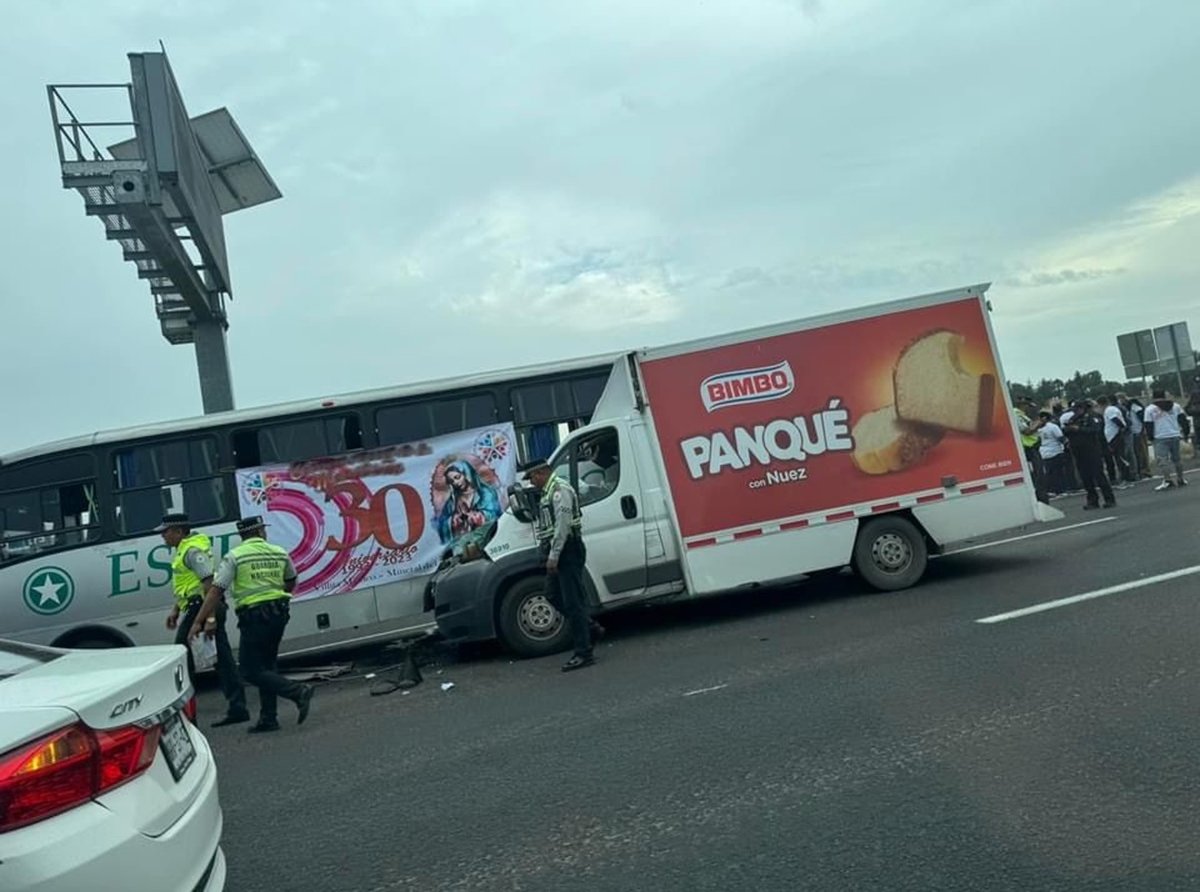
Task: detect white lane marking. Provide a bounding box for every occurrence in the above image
[682,684,729,697]
[976,564,1200,624]
[943,517,1117,556]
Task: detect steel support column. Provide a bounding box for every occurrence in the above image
[193,319,235,413]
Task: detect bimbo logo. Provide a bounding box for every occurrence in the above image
[700,360,795,413]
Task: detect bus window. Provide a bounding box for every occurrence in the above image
[431,394,497,435]
[234,414,363,467]
[0,455,100,565]
[517,425,564,462]
[376,402,435,446]
[511,381,575,424]
[112,438,227,535]
[571,374,609,422]
[512,378,606,462]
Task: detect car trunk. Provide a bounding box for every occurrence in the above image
[0,643,207,837]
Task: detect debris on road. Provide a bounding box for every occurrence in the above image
[682,683,729,697]
[365,645,425,695]
[441,682,456,692]
[283,664,354,682]
[369,678,400,696]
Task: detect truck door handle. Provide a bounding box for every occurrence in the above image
[621,495,638,519]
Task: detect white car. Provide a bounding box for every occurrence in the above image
[0,639,225,892]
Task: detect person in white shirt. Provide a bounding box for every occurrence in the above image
[1096,395,1133,485]
[1037,411,1068,495]
[1144,389,1190,491]
[1118,393,1151,480]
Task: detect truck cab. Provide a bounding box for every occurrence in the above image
[429,364,686,656]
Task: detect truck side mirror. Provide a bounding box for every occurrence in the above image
[508,484,537,525]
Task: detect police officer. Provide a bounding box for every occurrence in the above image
[520,459,596,671]
[1062,399,1116,510]
[1013,399,1047,503]
[158,513,248,726]
[190,517,314,733]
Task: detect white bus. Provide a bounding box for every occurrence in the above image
[0,355,615,656]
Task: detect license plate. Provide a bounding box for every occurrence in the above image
[160,711,196,782]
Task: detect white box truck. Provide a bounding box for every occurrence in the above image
[429,284,1059,655]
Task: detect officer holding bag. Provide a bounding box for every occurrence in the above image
[190,516,314,733]
[158,513,247,726]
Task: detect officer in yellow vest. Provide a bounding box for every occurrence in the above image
[190,516,314,734]
[157,513,247,726]
[1013,399,1048,504]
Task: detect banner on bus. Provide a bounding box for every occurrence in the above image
[234,424,518,601]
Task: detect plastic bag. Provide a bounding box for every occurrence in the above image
[190,634,218,672]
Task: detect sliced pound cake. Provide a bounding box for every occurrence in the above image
[894,329,995,435]
[851,405,944,475]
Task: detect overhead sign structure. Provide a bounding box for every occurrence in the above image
[1116,322,1194,391]
[46,51,281,414]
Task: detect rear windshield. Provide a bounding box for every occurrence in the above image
[0,640,63,680]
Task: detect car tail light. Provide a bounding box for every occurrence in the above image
[0,721,163,833]
[94,724,161,793]
[0,726,96,832]
[183,697,198,723]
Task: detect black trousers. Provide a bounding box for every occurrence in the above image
[1073,444,1114,506]
[1025,446,1047,503]
[175,599,246,716]
[237,600,305,722]
[545,537,592,659]
[1042,454,1070,495]
[1103,438,1133,483]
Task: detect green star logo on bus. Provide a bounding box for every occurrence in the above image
[23,567,75,616]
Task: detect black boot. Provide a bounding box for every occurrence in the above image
[296,685,315,725]
[212,710,250,728]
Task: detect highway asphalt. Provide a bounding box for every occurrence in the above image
[201,473,1200,891]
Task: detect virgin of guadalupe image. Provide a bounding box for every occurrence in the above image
[433,458,504,545]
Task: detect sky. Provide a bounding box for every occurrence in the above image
[2,0,1199,456]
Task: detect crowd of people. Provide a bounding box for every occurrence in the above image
[1013,389,1198,509]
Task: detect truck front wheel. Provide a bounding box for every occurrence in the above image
[497,576,573,658]
[852,516,927,591]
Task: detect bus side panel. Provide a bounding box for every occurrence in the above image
[0,528,212,648]
[1,524,392,652]
[369,577,430,626]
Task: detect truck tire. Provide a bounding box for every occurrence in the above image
[496,576,573,658]
[852,516,927,591]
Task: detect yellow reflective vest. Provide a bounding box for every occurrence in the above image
[171,533,212,609]
[227,539,292,610]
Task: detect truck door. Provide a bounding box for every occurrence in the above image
[550,424,648,602]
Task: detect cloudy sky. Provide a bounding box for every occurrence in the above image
[2,0,1199,456]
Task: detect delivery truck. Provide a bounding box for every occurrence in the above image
[429,283,1059,656]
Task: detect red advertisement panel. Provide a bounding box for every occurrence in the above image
[638,298,1023,541]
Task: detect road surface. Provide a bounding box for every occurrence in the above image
[202,476,1200,891]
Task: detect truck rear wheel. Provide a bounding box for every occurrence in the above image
[852,516,927,591]
[497,576,573,658]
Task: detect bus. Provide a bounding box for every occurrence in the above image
[0,354,615,656]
